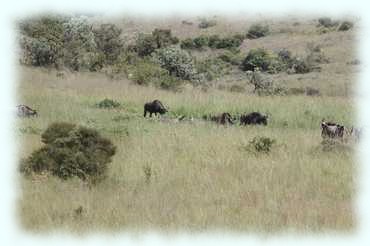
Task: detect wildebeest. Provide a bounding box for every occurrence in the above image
[240,112,268,125]
[321,120,345,139]
[144,100,168,117]
[203,112,234,125]
[17,104,38,117]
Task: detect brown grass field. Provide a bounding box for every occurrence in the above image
[17,15,359,234]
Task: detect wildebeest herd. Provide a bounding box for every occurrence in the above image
[17,99,362,142]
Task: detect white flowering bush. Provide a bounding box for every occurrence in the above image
[152,46,198,81]
[62,16,103,71]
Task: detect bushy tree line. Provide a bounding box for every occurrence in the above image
[19,15,123,71]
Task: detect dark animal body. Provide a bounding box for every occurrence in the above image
[17,104,38,117]
[144,100,168,117]
[321,120,345,139]
[240,112,268,125]
[204,112,234,125]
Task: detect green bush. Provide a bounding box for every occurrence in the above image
[198,18,217,29]
[207,35,243,50]
[20,122,116,184]
[338,21,353,31]
[218,50,243,65]
[195,57,231,81]
[19,36,60,66]
[127,59,182,90]
[248,136,276,153]
[135,33,157,57]
[62,16,103,71]
[152,28,179,48]
[180,38,196,49]
[208,35,222,48]
[135,29,178,57]
[18,15,66,66]
[240,48,277,72]
[193,35,209,49]
[93,23,124,65]
[152,46,198,81]
[96,98,121,108]
[247,24,269,39]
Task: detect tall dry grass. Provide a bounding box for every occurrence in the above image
[17,65,355,233]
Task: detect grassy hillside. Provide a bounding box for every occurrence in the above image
[17,15,358,233]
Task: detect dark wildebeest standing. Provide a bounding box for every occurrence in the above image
[240,112,268,125]
[17,104,38,117]
[321,120,345,139]
[144,100,168,117]
[205,112,234,125]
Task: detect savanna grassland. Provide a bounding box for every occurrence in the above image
[17,14,359,233]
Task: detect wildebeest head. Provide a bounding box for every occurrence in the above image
[220,112,234,125]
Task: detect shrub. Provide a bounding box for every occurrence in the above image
[152,28,179,48]
[20,122,116,183]
[93,23,124,65]
[152,46,198,81]
[206,35,243,50]
[18,15,66,67]
[317,17,338,28]
[96,98,121,108]
[62,16,103,71]
[135,33,157,57]
[215,37,242,49]
[180,38,195,49]
[240,48,277,72]
[290,57,313,74]
[198,18,217,29]
[19,35,60,66]
[277,49,293,64]
[246,69,273,94]
[208,35,222,49]
[218,50,243,65]
[193,35,209,49]
[247,24,269,39]
[127,59,182,90]
[180,36,209,50]
[195,57,231,81]
[338,21,353,31]
[248,136,276,153]
[135,29,179,57]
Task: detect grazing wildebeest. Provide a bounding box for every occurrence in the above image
[17,104,38,117]
[203,112,234,125]
[144,100,168,117]
[320,120,345,139]
[240,112,268,125]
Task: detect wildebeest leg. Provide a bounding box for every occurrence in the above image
[144,110,147,117]
[150,112,152,117]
